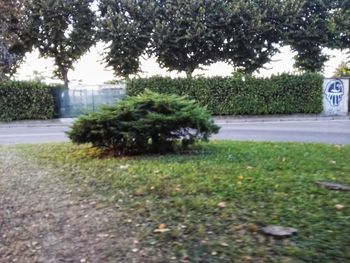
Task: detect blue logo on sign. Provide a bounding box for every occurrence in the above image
[325,80,344,107]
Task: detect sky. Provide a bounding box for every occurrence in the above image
[15,43,349,85]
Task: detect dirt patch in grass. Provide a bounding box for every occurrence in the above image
[0,147,150,263]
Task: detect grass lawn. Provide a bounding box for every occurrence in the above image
[17,141,350,262]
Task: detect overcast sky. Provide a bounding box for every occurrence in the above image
[15,43,349,85]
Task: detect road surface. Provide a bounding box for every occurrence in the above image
[213,119,350,144]
[0,119,349,145]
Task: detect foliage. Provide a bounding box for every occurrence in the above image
[0,0,33,80]
[0,81,55,121]
[18,141,350,262]
[286,0,335,72]
[151,0,224,77]
[68,90,219,155]
[98,0,155,78]
[127,73,324,115]
[220,0,302,74]
[333,61,350,77]
[98,0,301,77]
[328,0,350,52]
[27,0,96,87]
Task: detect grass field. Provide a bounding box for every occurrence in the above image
[17,141,350,262]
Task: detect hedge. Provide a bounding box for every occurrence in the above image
[0,81,56,121]
[127,73,324,115]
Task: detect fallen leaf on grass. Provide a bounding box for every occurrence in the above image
[247,223,258,232]
[154,224,170,233]
[154,228,170,233]
[159,223,166,229]
[242,256,253,262]
[335,204,345,211]
[217,202,227,208]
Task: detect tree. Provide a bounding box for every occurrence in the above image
[0,0,32,80]
[99,0,155,78]
[286,0,335,72]
[152,0,224,77]
[27,0,96,87]
[328,1,350,53]
[334,61,350,77]
[99,0,301,78]
[152,0,301,76]
[220,0,302,74]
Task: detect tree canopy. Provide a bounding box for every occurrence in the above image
[334,61,350,77]
[2,0,350,81]
[286,0,337,72]
[221,0,302,74]
[99,0,155,78]
[0,0,32,80]
[26,0,96,87]
[328,0,350,52]
[99,0,302,77]
[151,0,224,77]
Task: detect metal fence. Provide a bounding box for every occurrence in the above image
[53,84,126,118]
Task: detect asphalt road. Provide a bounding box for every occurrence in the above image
[213,120,350,144]
[0,119,349,145]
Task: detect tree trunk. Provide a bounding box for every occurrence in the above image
[62,69,69,88]
[185,69,193,78]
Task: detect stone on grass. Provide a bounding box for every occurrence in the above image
[261,225,297,238]
[316,182,350,191]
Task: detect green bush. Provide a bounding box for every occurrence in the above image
[0,81,55,121]
[127,73,324,115]
[67,90,220,155]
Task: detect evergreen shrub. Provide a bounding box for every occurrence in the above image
[127,73,323,115]
[68,90,220,155]
[0,81,56,121]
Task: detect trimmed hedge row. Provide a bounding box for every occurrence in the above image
[0,81,57,121]
[127,73,324,115]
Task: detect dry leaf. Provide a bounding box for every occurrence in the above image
[335,204,345,211]
[217,202,227,208]
[247,223,258,232]
[154,228,170,233]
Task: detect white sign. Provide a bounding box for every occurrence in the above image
[323,78,349,116]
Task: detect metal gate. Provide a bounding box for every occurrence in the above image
[53,84,126,118]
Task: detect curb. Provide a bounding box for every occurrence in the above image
[0,118,74,128]
[214,114,350,123]
[0,115,349,128]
